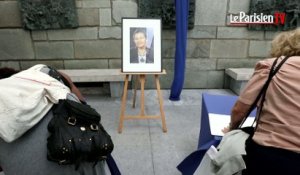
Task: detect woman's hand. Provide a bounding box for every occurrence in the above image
[228,100,251,134]
[222,125,230,134]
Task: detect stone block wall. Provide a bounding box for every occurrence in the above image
[0,0,277,89]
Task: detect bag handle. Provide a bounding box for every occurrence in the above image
[238,56,290,128]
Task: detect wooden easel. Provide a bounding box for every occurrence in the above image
[118,70,167,133]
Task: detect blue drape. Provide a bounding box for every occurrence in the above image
[169,0,189,101]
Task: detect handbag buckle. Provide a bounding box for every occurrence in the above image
[100,156,107,160]
[90,124,99,131]
[67,117,76,125]
[59,159,67,164]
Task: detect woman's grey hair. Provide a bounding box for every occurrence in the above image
[270,28,300,57]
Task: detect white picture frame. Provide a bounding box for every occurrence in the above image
[121,18,162,73]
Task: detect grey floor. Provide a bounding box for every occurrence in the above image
[89,89,233,175]
[0,89,234,175]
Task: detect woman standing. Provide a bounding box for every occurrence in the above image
[226,28,300,174]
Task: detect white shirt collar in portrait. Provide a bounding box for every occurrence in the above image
[138,55,146,64]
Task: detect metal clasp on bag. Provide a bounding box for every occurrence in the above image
[67,117,76,125]
[100,156,107,160]
[59,159,67,165]
[90,124,99,131]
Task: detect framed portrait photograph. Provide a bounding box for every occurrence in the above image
[121,18,162,73]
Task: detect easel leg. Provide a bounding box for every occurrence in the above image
[140,75,146,116]
[132,75,138,108]
[118,75,129,133]
[155,75,167,132]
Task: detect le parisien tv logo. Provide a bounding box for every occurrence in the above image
[229,11,286,25]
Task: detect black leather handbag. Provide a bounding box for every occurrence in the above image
[47,99,114,167]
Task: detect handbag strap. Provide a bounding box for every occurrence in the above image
[238,56,290,128]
